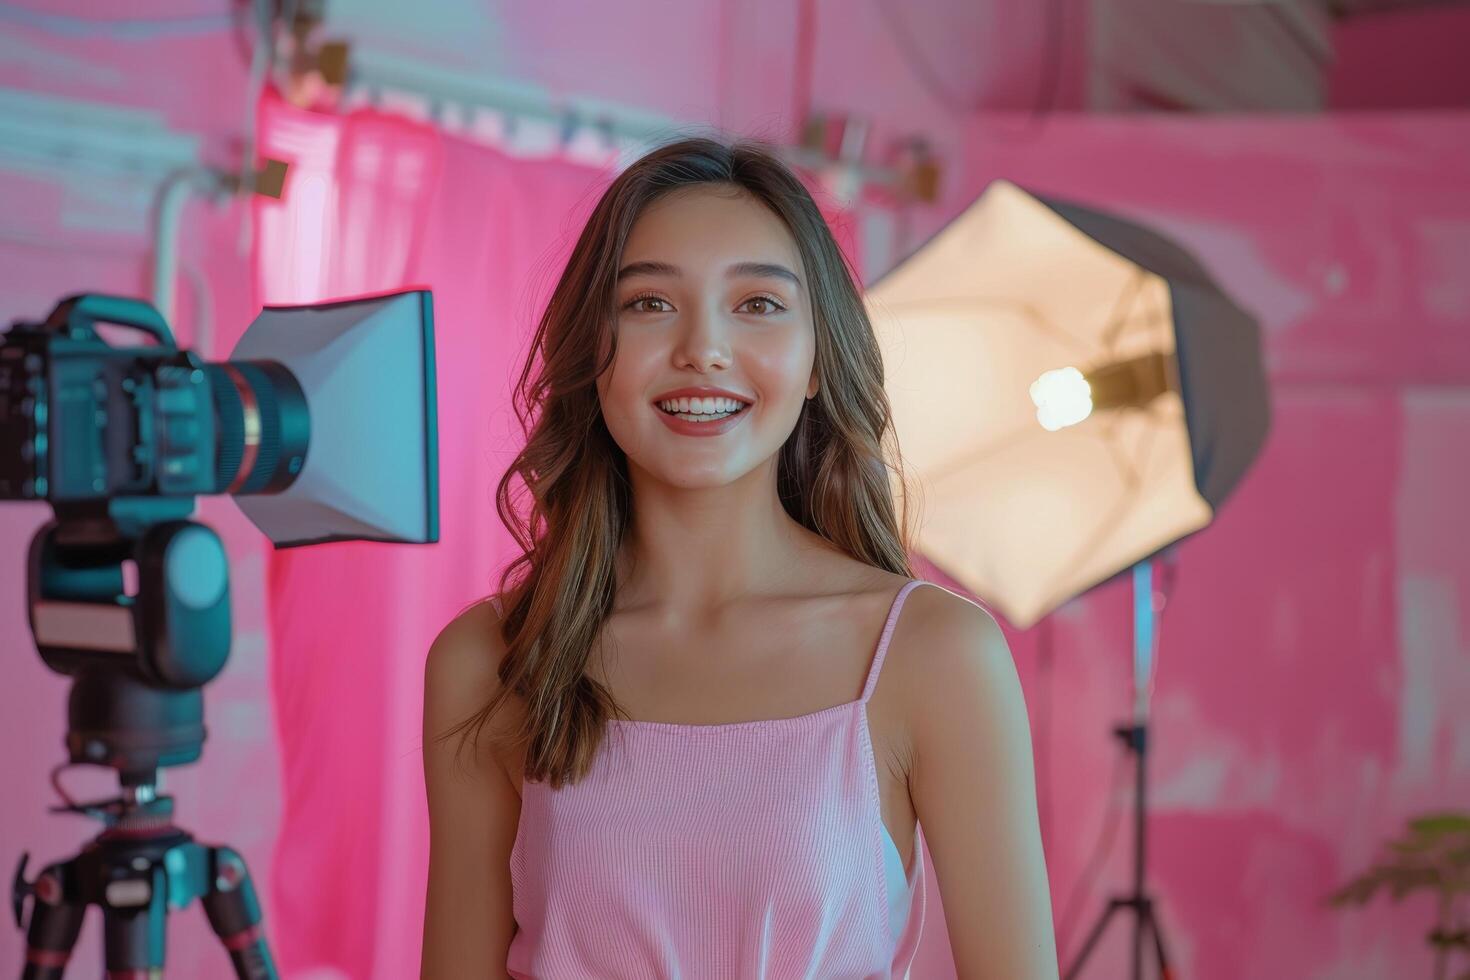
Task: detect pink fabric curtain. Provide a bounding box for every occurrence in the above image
[251,95,868,977]
[254,91,607,979]
[252,90,444,304]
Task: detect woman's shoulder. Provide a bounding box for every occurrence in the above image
[831,563,986,630]
[893,577,1003,650]
[429,596,508,668]
[423,597,515,728]
[890,580,1016,729]
[877,575,1006,688]
[423,595,527,782]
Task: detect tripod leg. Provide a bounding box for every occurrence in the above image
[1142,900,1175,980]
[100,860,169,977]
[1062,899,1124,980]
[20,863,86,980]
[199,845,279,980]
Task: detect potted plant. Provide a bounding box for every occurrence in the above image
[1325,812,1470,980]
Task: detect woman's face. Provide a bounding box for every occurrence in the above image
[597,185,818,489]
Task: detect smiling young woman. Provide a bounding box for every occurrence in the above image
[421,136,1059,980]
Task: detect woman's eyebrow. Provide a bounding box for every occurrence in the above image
[616,260,802,289]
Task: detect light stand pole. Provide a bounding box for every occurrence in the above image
[1063,554,1178,980]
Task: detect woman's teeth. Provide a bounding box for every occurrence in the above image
[656,396,748,422]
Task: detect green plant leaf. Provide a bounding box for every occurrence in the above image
[1408,813,1470,837]
[1327,811,1470,913]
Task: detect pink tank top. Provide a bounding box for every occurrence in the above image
[503,579,931,979]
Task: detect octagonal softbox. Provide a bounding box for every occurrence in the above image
[865,180,1269,628]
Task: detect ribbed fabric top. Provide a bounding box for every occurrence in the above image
[504,579,931,980]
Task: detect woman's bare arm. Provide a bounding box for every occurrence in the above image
[907,592,1060,979]
[421,600,520,978]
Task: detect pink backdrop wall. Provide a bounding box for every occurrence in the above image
[2,4,1467,979]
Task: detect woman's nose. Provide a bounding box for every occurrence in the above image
[673,305,732,368]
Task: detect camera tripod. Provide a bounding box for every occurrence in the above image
[11,503,278,978]
[13,770,275,979]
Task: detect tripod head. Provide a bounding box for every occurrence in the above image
[32,504,227,782]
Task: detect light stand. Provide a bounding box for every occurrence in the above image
[1063,555,1178,980]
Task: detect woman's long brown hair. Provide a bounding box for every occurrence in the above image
[435,134,917,788]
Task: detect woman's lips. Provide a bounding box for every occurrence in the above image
[652,402,750,437]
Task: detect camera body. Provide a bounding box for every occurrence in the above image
[1,293,306,505]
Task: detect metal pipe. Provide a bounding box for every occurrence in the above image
[150,167,230,331]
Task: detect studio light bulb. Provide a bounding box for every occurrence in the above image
[1030,366,1093,431]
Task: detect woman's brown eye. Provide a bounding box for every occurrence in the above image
[744,297,784,315]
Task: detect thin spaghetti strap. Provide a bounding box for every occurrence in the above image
[859,579,928,704]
